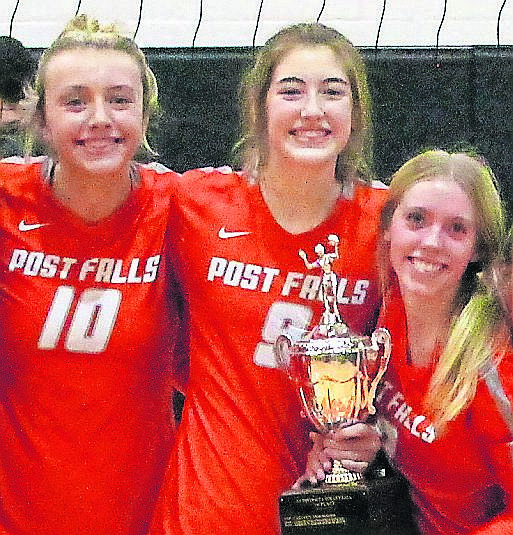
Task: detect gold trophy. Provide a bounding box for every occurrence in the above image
[274,236,418,534]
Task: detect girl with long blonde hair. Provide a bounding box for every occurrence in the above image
[375,150,513,533]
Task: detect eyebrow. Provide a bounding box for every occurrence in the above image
[276,76,349,85]
[406,206,474,222]
[108,85,136,93]
[62,84,136,92]
[450,215,474,224]
[324,77,350,84]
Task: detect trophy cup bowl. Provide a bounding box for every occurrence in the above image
[275,323,418,534]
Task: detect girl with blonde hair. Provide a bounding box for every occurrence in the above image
[0,15,183,534]
[375,150,513,533]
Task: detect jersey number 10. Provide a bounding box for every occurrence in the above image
[38,286,122,354]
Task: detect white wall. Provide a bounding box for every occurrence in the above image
[1,0,512,48]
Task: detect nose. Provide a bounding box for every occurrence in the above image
[89,98,111,127]
[300,91,324,119]
[422,225,443,248]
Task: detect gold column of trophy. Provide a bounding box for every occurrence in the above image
[274,235,418,535]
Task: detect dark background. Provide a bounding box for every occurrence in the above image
[144,46,513,217]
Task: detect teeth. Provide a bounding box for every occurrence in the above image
[74,137,124,148]
[303,130,324,137]
[87,142,108,148]
[304,131,324,137]
[81,138,121,148]
[410,258,444,272]
[291,129,328,137]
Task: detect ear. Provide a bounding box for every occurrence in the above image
[383,228,391,242]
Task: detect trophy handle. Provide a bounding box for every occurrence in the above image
[299,387,326,433]
[365,328,391,415]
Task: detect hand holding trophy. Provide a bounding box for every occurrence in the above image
[275,236,418,534]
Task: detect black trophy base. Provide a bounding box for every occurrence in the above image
[280,472,418,535]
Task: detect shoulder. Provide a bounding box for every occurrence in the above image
[474,347,513,440]
[180,165,245,186]
[0,158,45,193]
[481,348,513,401]
[334,180,388,250]
[353,180,389,210]
[137,162,182,193]
[1,155,46,164]
[378,283,407,336]
[339,179,388,224]
[0,157,41,175]
[176,166,250,203]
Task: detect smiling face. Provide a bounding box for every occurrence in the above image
[387,178,478,305]
[41,48,145,179]
[265,45,352,172]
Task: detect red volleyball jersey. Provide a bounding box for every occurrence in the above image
[150,167,388,535]
[0,160,182,534]
[377,284,513,534]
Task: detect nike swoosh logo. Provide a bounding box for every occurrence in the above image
[18,220,49,232]
[218,227,251,239]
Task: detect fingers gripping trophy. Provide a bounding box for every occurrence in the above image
[275,236,416,534]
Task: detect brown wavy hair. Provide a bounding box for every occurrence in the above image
[234,22,373,185]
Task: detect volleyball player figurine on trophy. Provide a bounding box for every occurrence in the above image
[275,235,417,534]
